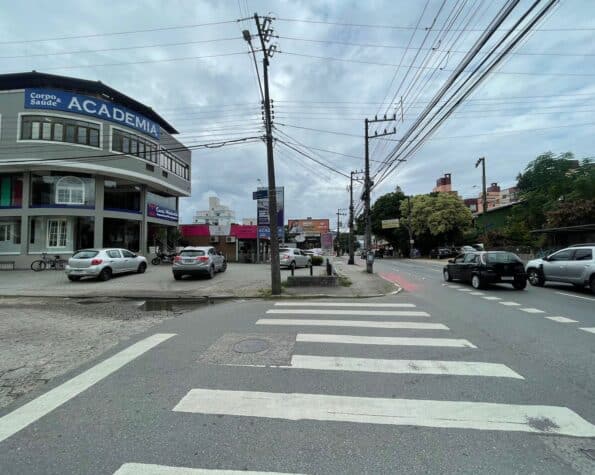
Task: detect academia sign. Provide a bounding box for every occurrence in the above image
[24,88,160,139]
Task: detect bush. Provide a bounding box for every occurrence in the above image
[311,256,324,266]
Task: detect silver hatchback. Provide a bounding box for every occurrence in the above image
[172,246,227,280]
[65,248,147,281]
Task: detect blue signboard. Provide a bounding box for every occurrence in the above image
[252,189,268,200]
[147,203,178,222]
[24,88,160,139]
[256,187,284,240]
[258,226,285,239]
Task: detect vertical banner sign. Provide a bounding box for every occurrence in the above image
[321,233,334,252]
[255,187,284,240]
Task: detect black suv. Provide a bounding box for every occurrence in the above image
[443,251,527,290]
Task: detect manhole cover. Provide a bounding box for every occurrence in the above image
[233,338,270,354]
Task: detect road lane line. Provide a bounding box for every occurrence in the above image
[520,308,545,314]
[469,292,485,295]
[0,333,175,444]
[266,309,430,317]
[546,316,578,323]
[287,355,523,378]
[114,464,301,475]
[482,296,501,301]
[274,302,416,308]
[555,292,595,302]
[256,319,448,330]
[457,288,473,292]
[499,301,521,306]
[580,327,595,334]
[296,333,476,348]
[173,389,595,437]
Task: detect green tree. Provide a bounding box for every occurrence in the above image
[369,188,410,253]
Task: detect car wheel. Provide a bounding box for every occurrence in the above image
[513,278,526,290]
[527,268,544,287]
[220,261,227,272]
[471,274,483,289]
[137,262,147,274]
[98,268,112,282]
[443,269,452,282]
[208,266,215,279]
[151,257,161,265]
[173,272,182,281]
[67,276,80,281]
[290,261,296,271]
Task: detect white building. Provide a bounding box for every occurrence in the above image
[242,218,256,225]
[194,196,235,226]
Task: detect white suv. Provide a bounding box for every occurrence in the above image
[526,245,595,293]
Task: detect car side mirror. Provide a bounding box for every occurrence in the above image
[448,259,455,264]
[542,256,549,262]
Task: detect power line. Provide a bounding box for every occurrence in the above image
[276,122,401,140]
[276,139,351,179]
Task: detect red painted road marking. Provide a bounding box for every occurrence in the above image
[379,272,419,292]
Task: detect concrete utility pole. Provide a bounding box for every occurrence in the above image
[364,115,397,273]
[336,208,347,256]
[245,14,281,294]
[348,170,363,265]
[475,156,487,215]
[407,195,414,258]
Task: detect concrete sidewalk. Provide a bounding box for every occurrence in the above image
[0,260,395,299]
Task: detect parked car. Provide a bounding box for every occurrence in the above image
[430,247,454,259]
[303,250,315,257]
[443,251,527,290]
[525,245,595,293]
[279,247,311,270]
[65,248,147,281]
[172,246,226,280]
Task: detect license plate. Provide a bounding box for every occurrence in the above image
[183,259,195,264]
[71,270,83,274]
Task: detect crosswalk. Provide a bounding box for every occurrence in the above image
[115,299,595,473]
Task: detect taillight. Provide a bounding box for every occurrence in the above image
[196,256,209,262]
[91,258,103,265]
[174,256,182,262]
[282,254,289,259]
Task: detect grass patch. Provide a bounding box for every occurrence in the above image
[257,287,273,298]
[337,275,352,287]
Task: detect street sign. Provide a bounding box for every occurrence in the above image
[382,218,400,229]
[252,189,268,200]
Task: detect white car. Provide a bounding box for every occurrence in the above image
[279,247,311,270]
[66,248,147,281]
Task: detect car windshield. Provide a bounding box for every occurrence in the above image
[72,250,99,259]
[485,252,521,263]
[180,250,205,257]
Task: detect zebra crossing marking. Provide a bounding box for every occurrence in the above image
[520,308,545,314]
[546,316,578,323]
[114,464,302,474]
[256,319,448,330]
[266,309,430,317]
[296,333,476,348]
[274,302,416,308]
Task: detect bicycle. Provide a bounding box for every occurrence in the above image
[31,253,68,272]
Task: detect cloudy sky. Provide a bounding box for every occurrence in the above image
[1,0,594,225]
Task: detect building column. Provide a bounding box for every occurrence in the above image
[140,185,147,256]
[94,177,104,248]
[19,172,30,255]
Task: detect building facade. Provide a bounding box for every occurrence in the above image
[0,72,191,268]
[432,173,453,193]
[476,183,520,213]
[193,196,235,226]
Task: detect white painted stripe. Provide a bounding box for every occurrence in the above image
[173,389,595,437]
[499,301,521,306]
[256,319,448,330]
[114,463,301,475]
[546,316,578,323]
[556,291,595,302]
[457,288,473,292]
[288,355,523,378]
[274,302,416,308]
[0,333,175,444]
[520,308,545,314]
[482,296,501,301]
[580,327,595,334]
[469,292,484,296]
[266,309,430,317]
[296,333,476,348]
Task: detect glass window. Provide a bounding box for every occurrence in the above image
[77,126,87,144]
[21,115,99,148]
[485,252,522,263]
[55,176,85,205]
[65,124,76,143]
[180,249,205,257]
[42,122,52,140]
[53,123,64,141]
[107,250,121,258]
[121,249,135,258]
[138,141,145,158]
[21,120,32,139]
[89,128,99,147]
[104,178,141,213]
[0,217,21,254]
[574,249,593,261]
[549,249,574,261]
[31,122,40,139]
[103,218,140,252]
[30,172,95,208]
[0,174,23,208]
[130,139,137,155]
[47,219,68,248]
[73,250,98,259]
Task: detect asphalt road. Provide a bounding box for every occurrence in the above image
[0,259,594,474]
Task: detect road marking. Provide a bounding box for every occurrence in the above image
[555,292,595,302]
[173,389,595,437]
[520,308,545,314]
[0,333,175,444]
[546,316,578,323]
[114,464,301,475]
[457,288,473,292]
[286,355,523,378]
[256,319,448,330]
[470,292,485,295]
[266,309,430,317]
[482,296,501,301]
[296,333,476,348]
[274,302,416,308]
[499,301,521,306]
[580,327,595,334]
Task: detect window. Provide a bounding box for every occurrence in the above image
[47,219,67,248]
[21,115,100,148]
[104,179,141,213]
[454,255,465,263]
[463,253,477,263]
[107,250,121,258]
[0,174,23,208]
[549,249,574,261]
[121,249,135,258]
[180,249,205,257]
[574,249,593,261]
[162,171,168,178]
[112,129,158,163]
[0,223,10,241]
[146,164,154,172]
[73,250,99,259]
[55,176,85,205]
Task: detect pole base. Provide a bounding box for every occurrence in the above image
[366,262,373,274]
[347,256,355,265]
